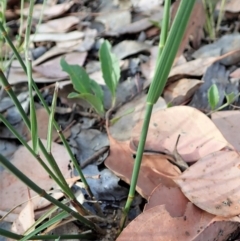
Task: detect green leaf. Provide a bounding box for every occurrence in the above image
[60,58,92,94]
[99,40,120,98]
[90,79,104,101]
[78,93,104,117]
[68,92,81,98]
[208,84,220,110]
[226,92,236,104]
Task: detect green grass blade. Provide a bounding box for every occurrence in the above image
[0,154,101,233]
[121,0,196,230]
[99,40,120,102]
[25,0,38,153]
[47,82,59,153]
[20,211,69,241]
[147,0,196,104]
[158,0,171,60]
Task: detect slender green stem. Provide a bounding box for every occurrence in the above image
[157,0,171,60]
[25,0,39,153]
[120,103,153,229]
[0,113,70,195]
[0,22,94,199]
[121,0,195,230]
[0,154,104,235]
[47,82,58,153]
[0,228,96,240]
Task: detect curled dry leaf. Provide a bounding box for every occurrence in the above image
[174,150,240,217]
[131,106,230,163]
[117,203,240,241]
[105,136,180,199]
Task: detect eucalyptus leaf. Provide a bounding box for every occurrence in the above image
[60,58,92,94]
[208,84,220,110]
[99,40,120,99]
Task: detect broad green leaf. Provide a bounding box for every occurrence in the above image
[90,79,104,101]
[226,92,236,104]
[60,58,92,94]
[68,92,81,98]
[208,84,219,110]
[99,40,120,98]
[79,93,104,116]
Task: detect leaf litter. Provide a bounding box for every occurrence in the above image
[3,0,240,240]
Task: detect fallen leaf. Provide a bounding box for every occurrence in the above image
[117,203,239,241]
[37,16,79,33]
[193,34,240,66]
[144,183,189,217]
[109,93,166,141]
[11,199,35,235]
[0,139,71,213]
[230,68,240,78]
[33,52,87,79]
[113,40,151,60]
[105,136,180,199]
[212,111,240,152]
[174,150,240,217]
[131,106,230,163]
[216,0,240,13]
[131,0,163,12]
[163,78,203,105]
[23,107,71,142]
[30,31,84,42]
[95,10,131,35]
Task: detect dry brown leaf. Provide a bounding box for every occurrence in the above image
[117,203,239,241]
[105,136,180,199]
[131,106,230,163]
[0,139,71,213]
[37,16,79,33]
[174,150,240,217]
[212,111,240,152]
[172,0,205,59]
[163,78,203,105]
[33,52,87,79]
[11,199,35,235]
[144,183,189,217]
